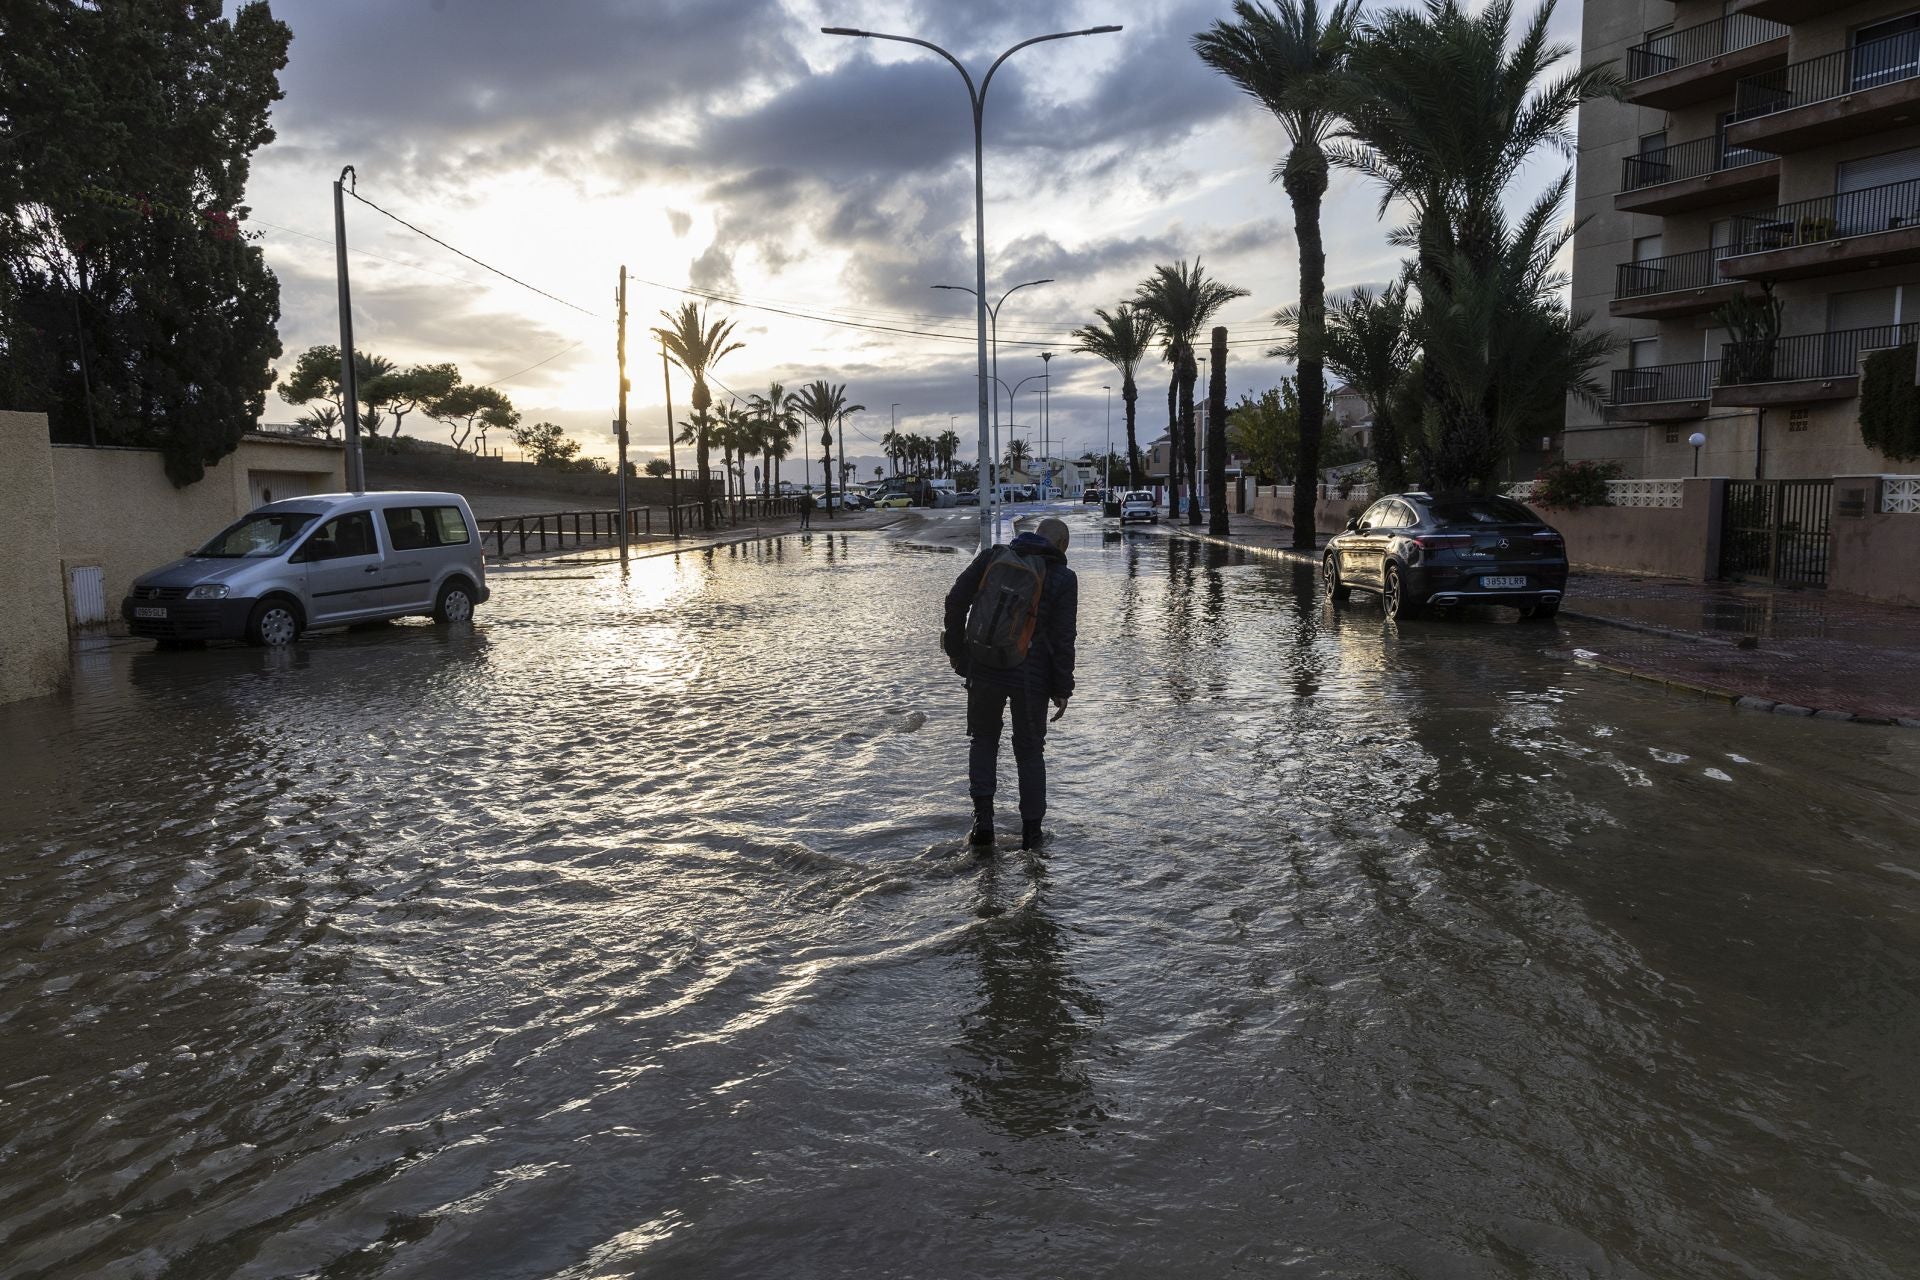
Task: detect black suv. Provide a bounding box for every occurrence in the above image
[1322,492,1567,620]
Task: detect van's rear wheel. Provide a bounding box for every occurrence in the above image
[246,597,301,647]
[435,580,476,624]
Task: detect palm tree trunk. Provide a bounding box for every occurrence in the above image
[1122,375,1142,487]
[1165,369,1180,515]
[1287,144,1329,550]
[1179,349,1200,526]
[1207,326,1229,536]
[822,426,836,519]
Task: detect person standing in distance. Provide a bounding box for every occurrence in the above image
[942,516,1077,851]
[799,489,815,530]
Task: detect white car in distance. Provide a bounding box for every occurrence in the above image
[1119,491,1158,524]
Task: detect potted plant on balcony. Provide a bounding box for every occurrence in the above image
[1713,285,1783,385]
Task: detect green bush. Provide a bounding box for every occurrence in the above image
[1859,344,1920,462]
[1530,459,1622,509]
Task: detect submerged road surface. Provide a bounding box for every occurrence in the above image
[2,513,1918,1278]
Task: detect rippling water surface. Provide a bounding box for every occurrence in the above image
[3,518,1919,1279]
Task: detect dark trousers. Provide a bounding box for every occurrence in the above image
[967,679,1049,820]
[799,507,812,528]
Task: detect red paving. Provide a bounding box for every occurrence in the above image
[1160,513,1920,727]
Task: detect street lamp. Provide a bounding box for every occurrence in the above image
[1689,430,1707,477]
[1104,384,1112,497]
[1039,351,1053,499]
[993,372,1046,537]
[934,277,1053,538]
[825,22,1122,551]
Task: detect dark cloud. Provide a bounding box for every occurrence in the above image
[666,208,692,237]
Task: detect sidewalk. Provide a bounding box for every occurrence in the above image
[1152,511,1920,727]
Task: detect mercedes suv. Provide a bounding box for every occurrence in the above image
[1322,492,1567,620]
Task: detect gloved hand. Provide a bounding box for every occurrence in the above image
[1050,695,1069,722]
[942,631,969,678]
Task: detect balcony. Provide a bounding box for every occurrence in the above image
[1614,249,1760,318]
[1609,361,1718,422]
[1729,0,1869,22]
[1728,30,1920,151]
[1719,178,1920,282]
[1616,136,1780,215]
[1711,322,1919,406]
[1623,15,1789,110]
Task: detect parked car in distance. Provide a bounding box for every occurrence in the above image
[1082,488,1105,504]
[1322,492,1567,621]
[839,489,872,511]
[954,490,980,506]
[1119,491,1158,524]
[874,492,913,509]
[123,490,490,647]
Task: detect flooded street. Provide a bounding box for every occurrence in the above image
[3,514,1919,1279]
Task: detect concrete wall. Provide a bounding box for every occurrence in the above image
[1830,476,1920,606]
[1247,486,1371,537]
[0,412,72,702]
[52,436,344,618]
[1543,479,1725,579]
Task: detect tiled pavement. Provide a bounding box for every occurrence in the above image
[1149,511,1920,727]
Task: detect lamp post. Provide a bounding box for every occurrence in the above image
[933,277,1053,539]
[1690,431,1707,477]
[1039,351,1053,500]
[1104,384,1112,497]
[826,22,1121,551]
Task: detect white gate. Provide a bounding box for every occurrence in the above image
[68,565,107,629]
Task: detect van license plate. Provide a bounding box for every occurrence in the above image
[134,606,168,619]
[1481,576,1527,590]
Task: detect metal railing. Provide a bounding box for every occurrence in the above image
[1621,135,1774,192]
[1627,14,1787,82]
[477,508,655,558]
[1719,321,1920,386]
[1726,176,1920,252]
[1734,28,1920,118]
[1615,247,1741,300]
[1611,360,1720,405]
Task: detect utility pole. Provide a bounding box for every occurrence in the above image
[662,346,681,538]
[1208,327,1229,537]
[615,266,631,568]
[332,165,365,493]
[1040,351,1052,499]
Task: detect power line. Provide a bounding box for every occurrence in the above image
[344,188,604,318]
[484,339,588,387]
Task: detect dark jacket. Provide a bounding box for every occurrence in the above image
[942,532,1077,698]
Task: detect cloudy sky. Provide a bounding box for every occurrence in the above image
[243,0,1582,478]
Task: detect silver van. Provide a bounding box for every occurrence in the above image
[122,491,490,646]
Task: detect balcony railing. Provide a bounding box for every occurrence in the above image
[1727,177,1920,251]
[1622,135,1774,191]
[1616,248,1740,300]
[1734,28,1920,118]
[1612,361,1719,405]
[1718,322,1920,385]
[1627,15,1788,82]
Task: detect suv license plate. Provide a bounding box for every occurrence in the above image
[134,606,168,619]
[1481,576,1527,590]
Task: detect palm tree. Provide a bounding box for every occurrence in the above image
[935,428,960,477]
[1072,303,1160,487]
[748,381,800,498]
[834,404,866,501]
[795,382,854,517]
[1136,258,1249,525]
[1330,0,1620,490]
[1005,437,1032,476]
[879,428,902,475]
[651,302,745,529]
[1276,282,1417,491]
[1196,0,1361,546]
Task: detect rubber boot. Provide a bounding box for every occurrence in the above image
[1021,819,1045,851]
[968,797,995,848]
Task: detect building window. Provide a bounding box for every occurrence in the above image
[1665,426,1680,444]
[1789,408,1810,433]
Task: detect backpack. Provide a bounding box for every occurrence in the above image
[964,546,1048,670]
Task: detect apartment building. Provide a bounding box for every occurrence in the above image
[1569,1,1920,480]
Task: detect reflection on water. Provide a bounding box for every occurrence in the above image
[952,859,1107,1142]
[0,519,1917,1278]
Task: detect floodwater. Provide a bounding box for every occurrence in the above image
[3,514,1918,1279]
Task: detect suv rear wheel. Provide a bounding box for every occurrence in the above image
[1382,564,1422,621]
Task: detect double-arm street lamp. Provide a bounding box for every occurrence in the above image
[823,22,1121,552]
[934,278,1053,533]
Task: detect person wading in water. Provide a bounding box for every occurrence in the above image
[942,517,1077,851]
